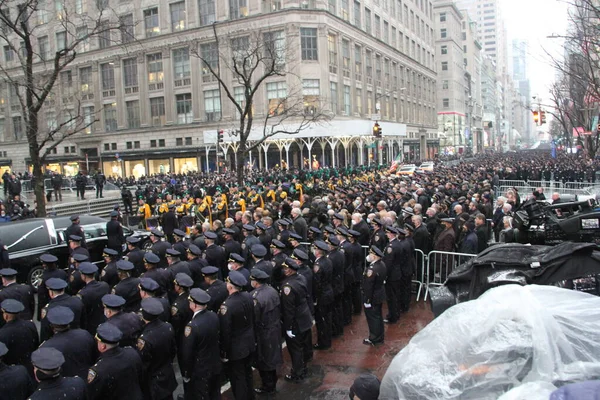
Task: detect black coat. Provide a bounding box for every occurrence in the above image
[161,212,178,236]
[37,268,68,320]
[251,284,282,371]
[280,274,313,334]
[218,291,255,361]
[106,311,143,348]
[170,291,192,348]
[354,220,371,246]
[137,319,178,400]
[65,223,87,249]
[293,216,308,241]
[313,256,334,306]
[0,362,34,400]
[106,220,124,252]
[328,249,345,296]
[206,279,228,313]
[112,277,141,313]
[40,328,96,378]
[78,280,110,335]
[362,260,387,305]
[150,240,171,269]
[0,282,35,321]
[40,294,86,342]
[125,248,145,277]
[30,376,86,400]
[86,346,144,400]
[0,319,38,375]
[383,238,403,281]
[187,257,207,288]
[340,240,356,285]
[141,268,170,296]
[178,309,222,379]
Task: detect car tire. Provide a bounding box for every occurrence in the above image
[28,265,44,290]
[142,240,153,251]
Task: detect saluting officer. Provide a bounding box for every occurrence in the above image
[362,246,387,345]
[202,266,229,313]
[250,269,283,395]
[170,273,193,348]
[178,288,222,400]
[141,252,170,296]
[0,268,35,321]
[40,306,96,378]
[0,299,39,376]
[112,260,141,313]
[30,347,87,400]
[0,341,34,399]
[86,323,144,400]
[280,257,313,383]
[124,236,145,277]
[38,254,68,320]
[136,298,178,400]
[40,278,86,342]
[219,270,256,400]
[186,244,207,288]
[101,294,143,348]
[312,240,334,350]
[77,262,110,335]
[100,248,120,289]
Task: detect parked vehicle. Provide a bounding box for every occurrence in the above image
[2,215,151,288]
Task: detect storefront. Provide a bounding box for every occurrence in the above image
[174,157,198,174]
[62,162,80,176]
[103,160,124,179]
[148,159,170,175]
[0,161,11,177]
[124,160,146,179]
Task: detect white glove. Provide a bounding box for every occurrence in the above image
[183,377,190,383]
[221,357,229,363]
[363,303,372,309]
[286,330,295,338]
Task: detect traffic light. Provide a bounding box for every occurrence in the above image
[533,111,540,126]
[218,129,224,143]
[373,122,382,138]
[540,111,547,124]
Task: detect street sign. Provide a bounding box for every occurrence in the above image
[115,153,119,158]
[371,114,381,121]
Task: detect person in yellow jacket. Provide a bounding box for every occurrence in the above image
[137,198,151,229]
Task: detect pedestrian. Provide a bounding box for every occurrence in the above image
[0,341,34,400]
[30,347,87,400]
[86,323,144,400]
[95,171,106,199]
[75,172,86,200]
[362,246,387,345]
[51,171,63,202]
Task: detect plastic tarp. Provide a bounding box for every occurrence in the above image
[380,285,600,400]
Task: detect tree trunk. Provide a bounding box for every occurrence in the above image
[27,124,47,218]
[236,140,246,187]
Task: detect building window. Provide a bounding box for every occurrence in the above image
[170,1,186,31]
[264,30,285,69]
[76,26,89,52]
[134,141,140,149]
[328,34,338,74]
[103,103,117,131]
[354,45,362,79]
[198,0,216,26]
[126,100,140,129]
[150,140,156,148]
[200,42,218,81]
[355,87,362,114]
[204,89,221,121]
[111,143,117,150]
[12,116,22,140]
[144,7,160,38]
[3,46,14,62]
[229,0,248,19]
[441,61,448,71]
[185,137,192,146]
[147,53,164,85]
[354,1,361,28]
[173,47,190,80]
[328,0,336,14]
[302,79,320,115]
[98,21,110,49]
[440,12,446,22]
[442,98,449,108]
[266,81,287,116]
[341,0,349,20]
[38,36,49,60]
[105,143,110,151]
[442,80,448,90]
[440,28,446,39]
[159,139,165,147]
[365,8,371,34]
[342,39,350,77]
[100,63,115,94]
[64,146,69,153]
[374,15,381,39]
[176,93,193,124]
[122,58,138,89]
[150,97,166,126]
[441,45,447,55]
[300,28,318,61]
[56,31,66,51]
[83,106,94,134]
[80,66,92,94]
[176,138,183,146]
[343,85,351,115]
[120,14,134,43]
[37,1,49,24]
[330,81,338,114]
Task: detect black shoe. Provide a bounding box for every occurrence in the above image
[284,374,304,383]
[313,344,331,350]
[254,387,276,395]
[363,338,384,346]
[383,319,397,324]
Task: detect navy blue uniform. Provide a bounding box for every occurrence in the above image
[205,280,228,313]
[0,319,38,375]
[252,284,282,392]
[170,292,192,348]
[78,280,110,335]
[0,282,35,321]
[112,277,141,313]
[86,346,144,400]
[40,328,96,378]
[40,294,86,342]
[106,312,143,348]
[0,362,34,399]
[100,261,119,289]
[328,249,345,337]
[125,248,145,277]
[313,256,334,348]
[362,259,387,344]
[37,268,68,320]
[30,375,86,400]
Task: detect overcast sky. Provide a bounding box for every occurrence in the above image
[500,0,569,101]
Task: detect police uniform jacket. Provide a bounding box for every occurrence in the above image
[203,244,226,274]
[37,268,68,320]
[160,211,178,236]
[0,319,38,374]
[349,241,365,281]
[280,274,313,334]
[65,224,86,249]
[362,260,387,305]
[206,280,228,313]
[100,261,119,289]
[413,224,430,254]
[141,268,170,296]
[252,285,283,371]
[187,257,207,288]
[107,312,143,348]
[0,362,34,399]
[371,228,388,251]
[178,309,222,379]
[253,259,274,279]
[354,219,371,246]
[29,376,86,400]
[271,252,287,291]
[383,238,403,282]
[40,294,86,342]
[223,239,242,261]
[296,264,314,315]
[86,346,144,400]
[340,240,356,285]
[167,261,191,281]
[0,241,9,269]
[112,277,141,313]
[67,269,85,296]
[401,237,416,276]
[313,257,334,306]
[170,291,192,346]
[241,235,259,262]
[126,248,145,277]
[0,282,35,320]
[328,249,345,296]
[137,319,178,400]
[218,291,255,361]
[173,241,189,262]
[150,241,171,269]
[106,220,124,252]
[40,328,96,378]
[78,280,110,334]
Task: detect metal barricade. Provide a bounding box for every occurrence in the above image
[424,250,477,301]
[413,248,426,301]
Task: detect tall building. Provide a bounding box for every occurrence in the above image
[462,13,484,152]
[512,39,533,144]
[0,0,439,177]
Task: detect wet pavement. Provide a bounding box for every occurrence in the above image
[218,299,434,399]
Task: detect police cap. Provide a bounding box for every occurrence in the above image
[95,322,123,344]
[102,294,126,309]
[226,270,247,288]
[79,262,98,275]
[31,347,65,370]
[201,266,219,276]
[229,253,245,264]
[72,253,89,262]
[139,278,159,293]
[204,231,218,240]
[1,299,24,314]
[250,244,267,258]
[173,229,186,237]
[116,260,134,271]
[144,252,160,264]
[0,268,17,277]
[250,268,269,281]
[47,306,75,326]
[189,288,211,305]
[187,244,202,256]
[40,254,58,263]
[174,272,193,288]
[46,278,68,291]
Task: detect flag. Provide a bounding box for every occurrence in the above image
[551,140,557,159]
[389,153,402,172]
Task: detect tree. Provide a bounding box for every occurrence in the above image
[0,0,127,216]
[546,0,600,158]
[191,23,331,185]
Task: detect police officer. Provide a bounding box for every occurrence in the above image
[170,273,193,348]
[203,231,226,279]
[241,224,260,264]
[250,244,272,278]
[138,278,170,323]
[255,222,272,256]
[223,228,242,261]
[202,266,228,313]
[326,235,345,337]
[149,230,170,269]
[312,240,334,350]
[30,347,87,400]
[112,260,141,313]
[397,228,415,313]
[0,239,10,269]
[65,215,86,249]
[383,226,403,324]
[338,228,355,326]
[100,248,120,289]
[362,246,387,345]
[370,218,387,251]
[0,341,34,399]
[124,237,145,277]
[106,211,125,255]
[219,270,256,399]
[280,257,313,382]
[276,219,292,254]
[86,323,144,400]
[172,229,189,261]
[40,278,86,342]
[68,253,88,296]
[347,229,364,316]
[40,306,96,378]
[166,248,191,282]
[178,288,222,400]
[38,254,68,320]
[250,269,283,395]
[77,262,110,335]
[141,252,170,295]
[228,253,251,292]
[0,299,38,375]
[136,298,178,400]
[0,267,35,321]
[270,239,288,291]
[101,294,143,348]
[186,244,207,288]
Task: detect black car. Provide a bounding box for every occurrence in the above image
[3,215,151,288]
[429,242,600,317]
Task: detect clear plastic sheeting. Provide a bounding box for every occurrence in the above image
[380,285,600,400]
